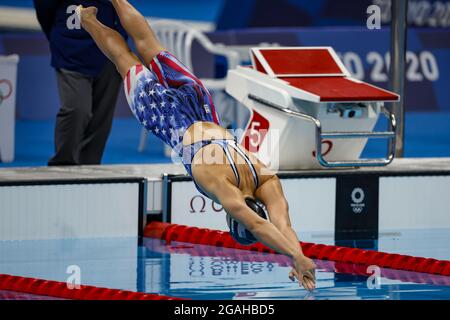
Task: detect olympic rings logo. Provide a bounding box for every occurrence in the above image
[350,187,366,214]
[0,79,13,107]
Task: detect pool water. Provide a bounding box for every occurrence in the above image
[143,239,450,300]
[0,231,449,300]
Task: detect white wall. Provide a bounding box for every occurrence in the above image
[0,183,140,240]
[170,178,336,235]
[379,176,450,230]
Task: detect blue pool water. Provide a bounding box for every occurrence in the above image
[0,231,449,300]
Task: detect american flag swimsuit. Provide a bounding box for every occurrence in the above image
[124,51,260,198]
[124,50,221,159]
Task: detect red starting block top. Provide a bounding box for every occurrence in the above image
[252,47,347,77]
[251,47,399,102]
[282,77,399,102]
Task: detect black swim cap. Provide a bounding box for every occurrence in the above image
[245,197,268,220]
[226,197,268,245]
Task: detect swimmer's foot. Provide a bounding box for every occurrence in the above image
[76,5,98,27]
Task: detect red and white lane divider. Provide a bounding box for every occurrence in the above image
[0,274,185,300]
[145,222,450,277]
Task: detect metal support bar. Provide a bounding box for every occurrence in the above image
[248,94,397,168]
[315,111,397,168]
[321,131,395,139]
[390,0,408,157]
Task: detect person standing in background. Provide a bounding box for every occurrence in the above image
[33,0,128,165]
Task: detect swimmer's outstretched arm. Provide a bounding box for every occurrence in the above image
[210,179,316,291]
[255,175,316,290]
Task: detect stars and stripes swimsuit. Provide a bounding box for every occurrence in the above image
[124,50,259,196]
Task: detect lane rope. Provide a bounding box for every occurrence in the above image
[145,222,450,276]
[0,274,185,300]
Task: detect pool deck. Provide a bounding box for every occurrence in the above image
[0,157,449,183]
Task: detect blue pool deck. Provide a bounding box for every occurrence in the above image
[1,229,449,300]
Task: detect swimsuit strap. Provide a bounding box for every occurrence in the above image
[226,139,259,189]
[210,140,241,187]
[209,139,259,189]
[183,138,259,192]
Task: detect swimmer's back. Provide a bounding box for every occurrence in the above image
[188,124,276,202]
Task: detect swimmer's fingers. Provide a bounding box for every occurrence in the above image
[302,270,316,292]
[291,267,315,291]
[302,276,315,292]
[289,268,298,282]
[289,271,295,282]
[289,268,306,289]
[296,271,306,288]
[305,268,316,281]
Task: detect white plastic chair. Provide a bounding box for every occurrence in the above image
[138,20,240,154]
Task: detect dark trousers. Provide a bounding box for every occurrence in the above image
[48,61,122,166]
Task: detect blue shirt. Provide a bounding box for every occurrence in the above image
[34,0,128,76]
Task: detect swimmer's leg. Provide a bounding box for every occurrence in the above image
[78,6,140,78]
[111,0,165,66]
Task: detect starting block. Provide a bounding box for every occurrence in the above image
[226,47,400,170]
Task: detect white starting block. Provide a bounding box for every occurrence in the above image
[226,47,400,170]
[0,55,19,163]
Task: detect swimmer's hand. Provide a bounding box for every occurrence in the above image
[289,255,317,292]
